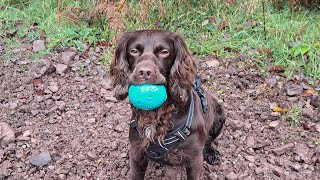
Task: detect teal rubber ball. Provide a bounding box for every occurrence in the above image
[128,84,167,110]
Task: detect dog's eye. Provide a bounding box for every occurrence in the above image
[130,49,139,55]
[159,49,169,56]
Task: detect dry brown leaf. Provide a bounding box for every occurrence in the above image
[268,65,285,73]
[63,11,80,25]
[304,89,316,95]
[258,48,272,58]
[218,19,230,30]
[245,20,258,29]
[97,40,112,47]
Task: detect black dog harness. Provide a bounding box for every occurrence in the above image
[130,75,208,163]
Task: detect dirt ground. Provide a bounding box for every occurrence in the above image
[0,40,319,180]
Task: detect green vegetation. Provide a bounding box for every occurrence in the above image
[0,0,111,51]
[282,104,303,124]
[1,0,319,78]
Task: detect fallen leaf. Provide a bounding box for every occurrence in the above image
[304,89,316,95]
[15,20,24,28]
[268,65,285,73]
[258,48,272,58]
[245,20,258,29]
[63,11,80,25]
[97,40,111,47]
[272,107,288,113]
[218,19,230,30]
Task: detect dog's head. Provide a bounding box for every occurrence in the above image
[110,30,197,104]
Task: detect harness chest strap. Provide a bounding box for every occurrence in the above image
[130,92,194,161]
[130,76,208,161]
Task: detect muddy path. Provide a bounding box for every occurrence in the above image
[0,42,319,179]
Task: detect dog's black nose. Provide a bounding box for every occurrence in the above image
[137,67,153,80]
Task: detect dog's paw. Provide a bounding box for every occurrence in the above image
[203,146,221,165]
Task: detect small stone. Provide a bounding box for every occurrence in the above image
[265,77,277,87]
[15,149,24,159]
[59,51,76,64]
[31,110,39,116]
[230,119,244,131]
[71,138,81,152]
[35,95,44,102]
[87,151,98,161]
[244,155,255,163]
[110,141,118,150]
[310,95,319,108]
[95,46,101,53]
[16,135,30,141]
[56,101,66,111]
[114,123,125,132]
[55,64,69,75]
[0,122,15,147]
[120,153,127,158]
[101,88,117,102]
[238,71,245,78]
[260,113,269,120]
[290,164,301,171]
[270,112,281,117]
[316,124,320,133]
[269,121,280,128]
[226,172,238,180]
[88,118,96,124]
[8,102,18,110]
[19,105,29,113]
[100,79,111,90]
[58,174,66,180]
[29,150,51,167]
[271,165,284,177]
[205,60,220,68]
[255,167,263,175]
[33,40,45,52]
[269,102,278,109]
[48,165,55,171]
[286,82,303,96]
[34,60,56,78]
[302,106,316,120]
[295,144,312,163]
[48,82,59,92]
[272,143,295,156]
[246,136,255,148]
[23,130,32,137]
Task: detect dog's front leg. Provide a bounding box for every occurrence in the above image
[129,148,148,180]
[186,153,203,180]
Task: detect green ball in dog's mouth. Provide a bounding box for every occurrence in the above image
[128,84,167,110]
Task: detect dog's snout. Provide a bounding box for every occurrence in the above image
[137,67,153,80]
[129,59,166,85]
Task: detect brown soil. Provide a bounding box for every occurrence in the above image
[0,42,319,180]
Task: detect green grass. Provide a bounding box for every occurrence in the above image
[1,0,319,78]
[125,0,320,78]
[282,104,303,124]
[0,0,112,52]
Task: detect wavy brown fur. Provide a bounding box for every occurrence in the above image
[109,30,225,180]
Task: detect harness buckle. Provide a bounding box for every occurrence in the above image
[184,128,190,136]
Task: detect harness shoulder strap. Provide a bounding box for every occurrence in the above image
[194,75,208,113]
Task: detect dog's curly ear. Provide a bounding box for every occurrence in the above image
[110,32,133,101]
[169,34,197,104]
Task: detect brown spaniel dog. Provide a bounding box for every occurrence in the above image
[110,30,225,180]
